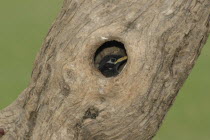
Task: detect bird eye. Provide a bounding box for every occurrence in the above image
[110,58,116,62]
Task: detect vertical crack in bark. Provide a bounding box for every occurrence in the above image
[24,64,52,139]
[74,122,82,140]
[25,111,38,140]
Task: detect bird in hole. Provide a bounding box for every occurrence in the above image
[98,55,128,77]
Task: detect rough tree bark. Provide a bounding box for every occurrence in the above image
[0,0,210,140]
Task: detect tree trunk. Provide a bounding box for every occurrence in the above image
[0,0,209,140]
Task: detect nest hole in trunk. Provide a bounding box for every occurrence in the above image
[94,40,128,77]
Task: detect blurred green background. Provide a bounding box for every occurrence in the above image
[0,1,209,139]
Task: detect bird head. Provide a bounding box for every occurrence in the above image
[98,55,127,77]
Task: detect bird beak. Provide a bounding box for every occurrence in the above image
[114,56,128,64]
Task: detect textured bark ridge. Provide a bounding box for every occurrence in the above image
[0,0,210,140]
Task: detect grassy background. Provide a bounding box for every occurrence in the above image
[0,1,209,139]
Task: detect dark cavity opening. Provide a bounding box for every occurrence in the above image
[94,40,127,77]
[83,107,99,120]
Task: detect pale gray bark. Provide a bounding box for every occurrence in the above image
[0,0,210,140]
